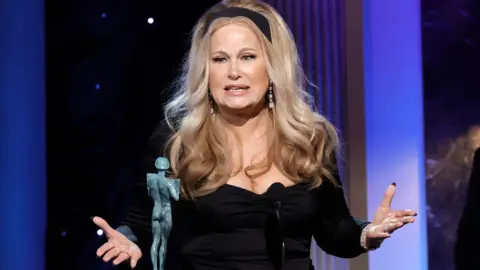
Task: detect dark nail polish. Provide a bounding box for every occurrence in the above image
[90,216,94,220]
[391,182,396,186]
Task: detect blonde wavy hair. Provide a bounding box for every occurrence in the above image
[163,0,340,198]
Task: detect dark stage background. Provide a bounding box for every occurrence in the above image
[422,1,480,270]
[46,1,218,269]
[45,0,480,270]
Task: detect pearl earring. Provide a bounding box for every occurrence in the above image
[268,81,274,109]
[208,89,214,114]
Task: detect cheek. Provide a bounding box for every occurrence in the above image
[247,62,268,88]
[208,69,224,94]
[251,70,269,93]
[208,70,225,100]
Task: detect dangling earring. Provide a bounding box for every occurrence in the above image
[208,89,214,114]
[268,81,274,109]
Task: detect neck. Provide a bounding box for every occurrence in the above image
[218,108,271,144]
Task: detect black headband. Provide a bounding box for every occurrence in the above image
[205,7,272,43]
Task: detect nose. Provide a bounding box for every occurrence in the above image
[228,61,240,80]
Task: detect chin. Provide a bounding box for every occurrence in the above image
[223,104,265,115]
[227,104,252,110]
[223,101,254,110]
[223,107,252,114]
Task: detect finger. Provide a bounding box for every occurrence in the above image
[367,230,390,239]
[405,209,417,216]
[113,252,130,265]
[379,183,396,209]
[400,216,416,223]
[389,210,408,217]
[97,242,114,257]
[386,214,416,225]
[92,216,116,237]
[103,247,121,262]
[390,209,417,218]
[130,250,142,269]
[391,216,415,224]
[388,222,406,233]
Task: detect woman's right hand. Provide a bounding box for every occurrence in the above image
[92,216,143,268]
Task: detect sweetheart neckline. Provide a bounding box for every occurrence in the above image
[222,182,304,196]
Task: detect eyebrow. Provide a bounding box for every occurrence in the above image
[211,47,257,55]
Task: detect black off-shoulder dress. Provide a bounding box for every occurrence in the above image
[118,122,369,270]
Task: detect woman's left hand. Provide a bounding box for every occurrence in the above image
[363,183,417,249]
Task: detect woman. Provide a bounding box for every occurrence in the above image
[93,0,417,269]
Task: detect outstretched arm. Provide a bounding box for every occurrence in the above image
[312,171,367,258]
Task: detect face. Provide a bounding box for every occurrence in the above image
[208,23,269,114]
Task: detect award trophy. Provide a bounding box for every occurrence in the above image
[146,157,180,270]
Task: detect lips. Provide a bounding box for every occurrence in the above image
[224,84,250,91]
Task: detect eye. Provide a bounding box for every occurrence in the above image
[241,55,256,60]
[212,57,227,63]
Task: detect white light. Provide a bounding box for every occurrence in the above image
[101,13,107,18]
[95,83,100,90]
[147,17,154,24]
[97,229,103,236]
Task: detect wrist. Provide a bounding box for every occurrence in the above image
[116,225,138,243]
[360,224,383,251]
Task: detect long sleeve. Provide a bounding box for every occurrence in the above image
[353,217,370,230]
[312,166,367,258]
